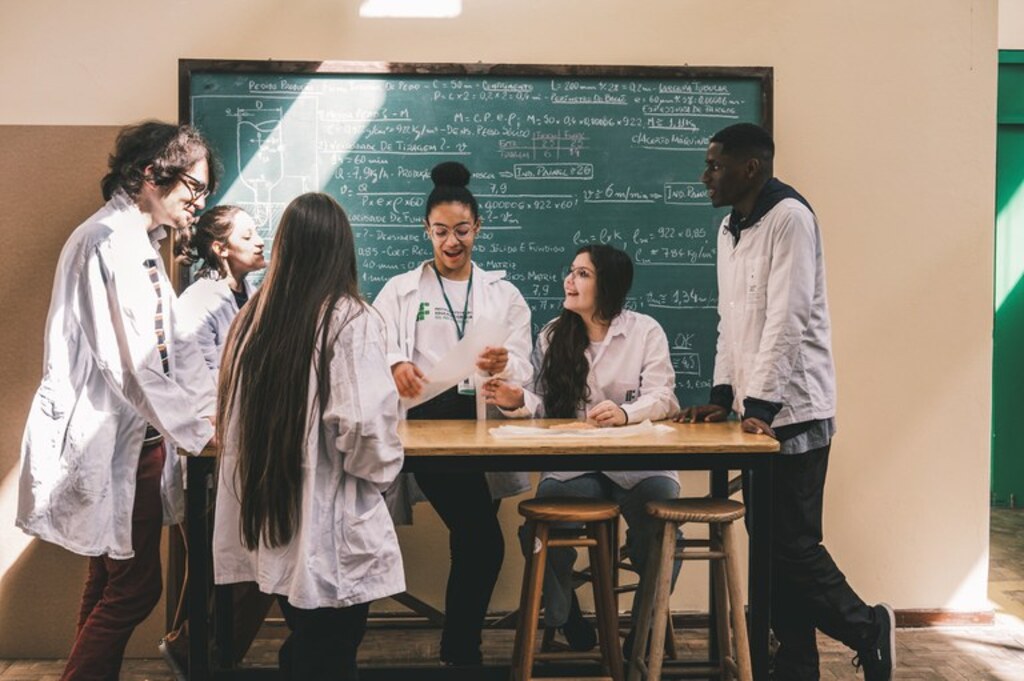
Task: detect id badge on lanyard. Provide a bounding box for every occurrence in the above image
[434,264,476,396]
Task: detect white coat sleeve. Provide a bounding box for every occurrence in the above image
[499,324,545,419]
[322,307,405,491]
[78,243,214,453]
[176,286,221,373]
[170,292,218,420]
[500,286,534,386]
[712,226,735,389]
[620,321,680,423]
[371,279,412,369]
[745,208,818,403]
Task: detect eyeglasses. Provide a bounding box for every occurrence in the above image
[564,266,596,281]
[428,226,476,242]
[179,172,210,203]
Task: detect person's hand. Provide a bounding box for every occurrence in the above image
[741,417,776,439]
[587,400,628,428]
[675,404,729,423]
[476,346,509,375]
[391,362,425,398]
[204,417,218,451]
[482,378,525,409]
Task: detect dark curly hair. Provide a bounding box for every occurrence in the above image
[538,244,634,418]
[101,121,218,201]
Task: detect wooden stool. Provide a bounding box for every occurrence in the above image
[627,498,752,681]
[512,498,625,681]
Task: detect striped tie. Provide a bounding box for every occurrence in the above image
[144,259,170,376]
[142,259,169,447]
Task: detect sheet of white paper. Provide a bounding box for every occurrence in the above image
[488,419,674,439]
[401,318,512,410]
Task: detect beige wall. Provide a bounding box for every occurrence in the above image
[1000,0,1024,47]
[0,0,997,657]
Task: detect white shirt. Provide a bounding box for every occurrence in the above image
[17,191,216,559]
[214,299,406,609]
[504,310,681,489]
[714,197,836,426]
[410,272,473,372]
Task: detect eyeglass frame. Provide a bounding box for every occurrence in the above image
[425,223,479,243]
[179,172,211,203]
[564,265,597,280]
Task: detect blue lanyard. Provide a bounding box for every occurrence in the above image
[432,264,473,340]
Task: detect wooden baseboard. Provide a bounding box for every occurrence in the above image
[895,609,994,627]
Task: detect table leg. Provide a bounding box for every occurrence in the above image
[746,459,774,680]
[187,456,214,681]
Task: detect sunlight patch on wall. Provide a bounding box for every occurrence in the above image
[996,180,1024,308]
[0,468,33,582]
[360,0,462,18]
[215,79,384,284]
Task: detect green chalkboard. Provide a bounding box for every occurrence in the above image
[180,61,771,406]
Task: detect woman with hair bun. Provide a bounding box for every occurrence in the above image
[177,206,266,373]
[373,161,533,666]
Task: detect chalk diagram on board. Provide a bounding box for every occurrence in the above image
[235,105,284,227]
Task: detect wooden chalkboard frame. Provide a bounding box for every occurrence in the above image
[179,59,772,127]
[176,60,772,289]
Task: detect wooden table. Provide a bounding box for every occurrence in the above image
[184,419,778,680]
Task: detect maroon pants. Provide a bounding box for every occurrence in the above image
[61,442,166,681]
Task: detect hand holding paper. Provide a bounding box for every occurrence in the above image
[401,318,512,410]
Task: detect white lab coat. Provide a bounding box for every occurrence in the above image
[713,198,836,426]
[213,299,406,609]
[504,310,681,489]
[177,276,256,375]
[372,262,534,521]
[17,191,216,559]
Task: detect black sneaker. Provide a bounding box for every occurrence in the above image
[561,591,597,652]
[853,603,895,681]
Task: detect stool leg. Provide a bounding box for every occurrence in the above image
[721,520,752,681]
[511,521,549,681]
[627,518,667,681]
[711,524,733,680]
[589,520,625,681]
[645,520,677,681]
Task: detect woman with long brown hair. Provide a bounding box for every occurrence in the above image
[485,244,681,656]
[213,192,405,680]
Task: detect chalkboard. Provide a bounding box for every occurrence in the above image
[180,61,772,406]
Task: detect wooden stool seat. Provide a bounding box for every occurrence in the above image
[645,498,746,524]
[519,497,621,523]
[512,499,625,681]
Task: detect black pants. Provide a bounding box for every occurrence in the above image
[409,388,504,664]
[746,443,878,681]
[276,598,369,681]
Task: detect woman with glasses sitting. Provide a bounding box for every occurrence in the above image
[483,244,682,656]
[373,161,533,667]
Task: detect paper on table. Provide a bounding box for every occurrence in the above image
[488,419,674,439]
[401,318,512,410]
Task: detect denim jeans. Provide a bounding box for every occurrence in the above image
[520,473,682,628]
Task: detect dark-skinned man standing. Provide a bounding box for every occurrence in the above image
[678,123,894,681]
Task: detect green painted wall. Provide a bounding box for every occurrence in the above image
[993,52,1024,504]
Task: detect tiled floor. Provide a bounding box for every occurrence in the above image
[4,509,1024,679]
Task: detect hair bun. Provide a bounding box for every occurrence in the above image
[430,161,471,188]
